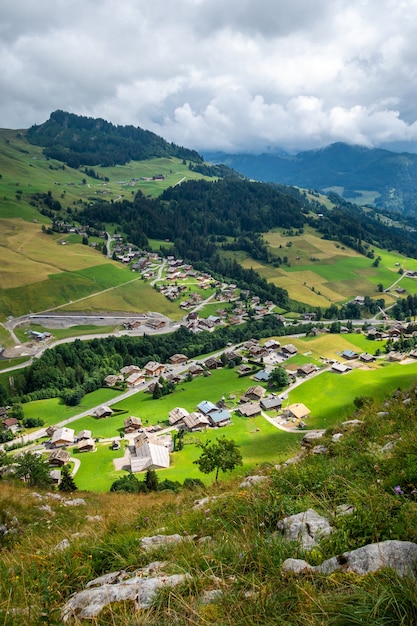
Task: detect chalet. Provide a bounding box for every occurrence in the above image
[237,364,252,376]
[182,412,210,431]
[147,381,163,394]
[359,352,376,363]
[225,350,241,363]
[228,315,242,325]
[331,362,352,374]
[237,402,262,418]
[145,319,166,330]
[204,357,223,370]
[51,427,74,448]
[77,438,95,452]
[95,406,114,418]
[197,400,218,415]
[48,449,70,466]
[264,339,281,350]
[245,385,266,401]
[249,345,267,358]
[281,344,298,358]
[297,363,318,377]
[409,349,417,359]
[261,395,283,411]
[168,407,189,426]
[188,363,205,377]
[207,409,232,428]
[388,351,405,362]
[2,417,19,431]
[124,416,143,433]
[285,403,310,421]
[77,430,92,441]
[169,354,188,365]
[341,349,359,360]
[104,374,124,387]
[254,370,271,382]
[367,327,384,340]
[130,433,171,473]
[49,469,62,485]
[144,361,165,377]
[126,372,146,388]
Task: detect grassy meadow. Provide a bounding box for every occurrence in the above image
[231,226,417,308]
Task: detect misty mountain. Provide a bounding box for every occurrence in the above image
[205,143,417,215]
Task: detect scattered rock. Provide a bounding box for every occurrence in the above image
[381,440,398,453]
[282,540,417,578]
[301,431,326,446]
[61,569,191,622]
[342,419,363,427]
[63,498,86,507]
[311,445,328,455]
[140,534,196,552]
[192,495,225,510]
[239,475,268,489]
[54,539,70,552]
[0,524,8,537]
[331,433,343,442]
[86,515,103,522]
[38,504,53,514]
[276,509,333,549]
[334,504,355,517]
[200,589,222,604]
[403,398,412,405]
[377,412,389,417]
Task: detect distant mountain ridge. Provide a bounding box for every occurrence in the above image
[205,143,417,215]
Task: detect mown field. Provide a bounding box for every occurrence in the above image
[233,226,417,308]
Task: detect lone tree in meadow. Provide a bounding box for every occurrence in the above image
[194,437,243,482]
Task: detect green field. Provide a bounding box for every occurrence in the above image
[61,356,417,491]
[22,387,123,427]
[289,360,417,429]
[233,226,417,308]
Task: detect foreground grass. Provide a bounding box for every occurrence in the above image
[2,383,417,625]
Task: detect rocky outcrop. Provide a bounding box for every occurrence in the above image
[282,540,417,578]
[276,509,333,549]
[61,563,190,622]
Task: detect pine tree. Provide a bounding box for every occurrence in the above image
[144,469,159,491]
[59,465,77,492]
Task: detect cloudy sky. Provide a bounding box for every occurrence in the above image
[2,0,417,153]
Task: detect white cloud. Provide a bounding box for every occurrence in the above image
[2,0,417,152]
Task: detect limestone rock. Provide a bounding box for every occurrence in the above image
[239,475,268,489]
[63,498,86,507]
[311,445,328,455]
[62,570,190,622]
[331,433,343,442]
[54,539,70,552]
[301,431,326,446]
[282,540,417,578]
[140,533,195,552]
[276,508,333,549]
[342,419,363,427]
